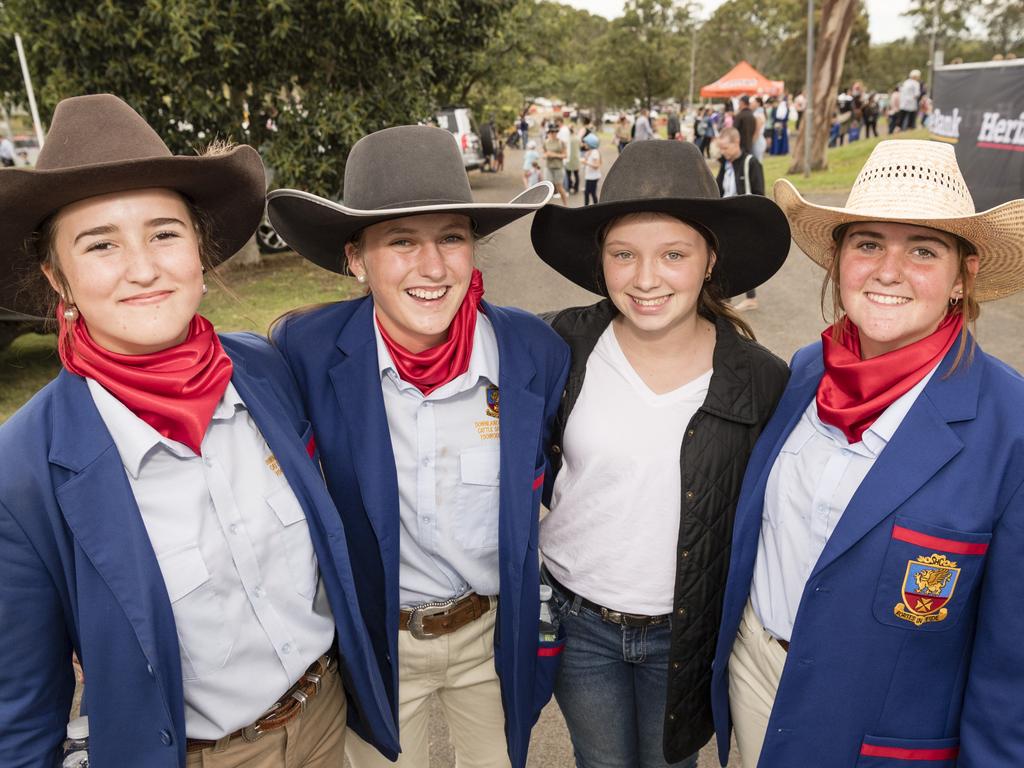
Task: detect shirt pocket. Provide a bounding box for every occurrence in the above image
[872,517,991,632]
[855,734,959,766]
[158,545,231,681]
[454,445,501,550]
[267,485,319,600]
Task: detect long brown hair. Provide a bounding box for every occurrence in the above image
[821,223,980,372]
[596,212,756,340]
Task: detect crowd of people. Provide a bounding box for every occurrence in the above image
[3,92,1023,768]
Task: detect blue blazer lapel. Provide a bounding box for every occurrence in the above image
[48,373,182,704]
[330,300,402,641]
[810,349,978,578]
[488,304,543,585]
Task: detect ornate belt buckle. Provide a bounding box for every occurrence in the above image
[408,597,459,640]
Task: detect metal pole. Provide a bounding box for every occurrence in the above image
[688,22,697,107]
[803,0,814,177]
[14,33,45,148]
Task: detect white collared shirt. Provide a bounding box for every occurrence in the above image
[374,311,503,607]
[87,379,335,740]
[750,364,939,642]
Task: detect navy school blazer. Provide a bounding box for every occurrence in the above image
[711,338,1024,767]
[0,333,398,768]
[273,296,570,767]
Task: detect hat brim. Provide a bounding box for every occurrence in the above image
[267,182,554,274]
[774,179,1024,302]
[530,194,791,298]
[0,146,266,317]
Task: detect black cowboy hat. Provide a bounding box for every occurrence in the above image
[0,94,266,318]
[267,125,553,275]
[530,140,790,297]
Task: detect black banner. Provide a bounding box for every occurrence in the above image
[931,61,1024,210]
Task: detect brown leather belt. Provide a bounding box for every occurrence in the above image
[399,592,496,640]
[543,565,668,628]
[185,652,336,754]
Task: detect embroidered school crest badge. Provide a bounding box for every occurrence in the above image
[894,553,960,626]
[486,385,500,418]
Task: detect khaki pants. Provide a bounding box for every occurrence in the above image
[346,608,511,768]
[728,600,787,768]
[185,661,346,768]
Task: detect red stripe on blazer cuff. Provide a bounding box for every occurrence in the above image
[859,743,959,760]
[537,644,564,657]
[306,436,316,458]
[891,525,988,555]
[532,471,545,491]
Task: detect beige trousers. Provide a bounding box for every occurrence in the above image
[728,599,788,768]
[185,661,346,768]
[346,608,511,768]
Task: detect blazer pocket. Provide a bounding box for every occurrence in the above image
[856,734,959,766]
[157,545,231,681]
[872,517,991,632]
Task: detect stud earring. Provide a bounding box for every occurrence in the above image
[356,273,366,284]
[202,283,208,295]
[63,304,79,322]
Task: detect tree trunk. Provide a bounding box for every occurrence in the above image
[788,0,859,174]
[221,234,262,270]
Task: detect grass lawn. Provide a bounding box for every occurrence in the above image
[762,128,930,193]
[0,252,361,422]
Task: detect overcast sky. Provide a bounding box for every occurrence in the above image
[561,0,915,44]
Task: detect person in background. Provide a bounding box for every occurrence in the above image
[771,94,790,155]
[581,132,602,206]
[734,96,755,155]
[0,94,397,767]
[712,140,1024,767]
[898,69,921,131]
[523,139,540,189]
[565,123,581,196]
[268,125,568,768]
[0,135,15,167]
[615,114,632,153]
[716,127,765,312]
[667,109,681,140]
[634,108,655,142]
[888,85,902,134]
[530,139,790,768]
[751,97,767,162]
[544,125,570,205]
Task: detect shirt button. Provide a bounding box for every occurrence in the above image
[817,504,827,513]
[159,729,172,746]
[203,457,213,467]
[282,643,293,654]
[422,457,430,467]
[254,586,266,599]
[229,524,239,535]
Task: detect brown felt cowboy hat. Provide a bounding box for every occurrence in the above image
[267,125,554,274]
[0,93,265,317]
[529,140,791,298]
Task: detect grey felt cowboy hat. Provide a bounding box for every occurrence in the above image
[0,93,266,318]
[530,140,791,298]
[267,125,554,274]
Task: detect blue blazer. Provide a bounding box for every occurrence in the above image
[0,333,398,768]
[273,296,570,767]
[711,338,1024,767]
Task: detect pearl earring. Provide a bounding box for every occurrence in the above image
[356,273,366,284]
[63,305,79,322]
[202,283,208,295]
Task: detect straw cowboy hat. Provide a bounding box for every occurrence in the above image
[774,140,1024,301]
[0,94,266,318]
[530,140,791,297]
[267,125,554,274]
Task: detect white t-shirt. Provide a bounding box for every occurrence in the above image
[583,148,602,180]
[541,325,712,614]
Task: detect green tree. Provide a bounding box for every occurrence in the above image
[592,0,695,111]
[0,0,514,198]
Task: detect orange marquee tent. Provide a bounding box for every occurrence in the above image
[700,61,784,99]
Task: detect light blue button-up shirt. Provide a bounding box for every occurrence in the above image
[87,379,335,739]
[374,312,502,607]
[751,364,939,641]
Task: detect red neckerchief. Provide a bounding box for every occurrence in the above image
[58,306,233,454]
[376,269,485,396]
[816,313,962,444]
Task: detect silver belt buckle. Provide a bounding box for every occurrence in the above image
[408,596,460,640]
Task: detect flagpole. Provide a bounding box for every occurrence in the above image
[14,33,45,148]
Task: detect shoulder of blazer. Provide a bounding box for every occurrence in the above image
[272,297,368,352]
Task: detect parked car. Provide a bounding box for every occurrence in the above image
[435,106,484,171]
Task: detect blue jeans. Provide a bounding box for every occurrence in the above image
[547,578,699,768]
